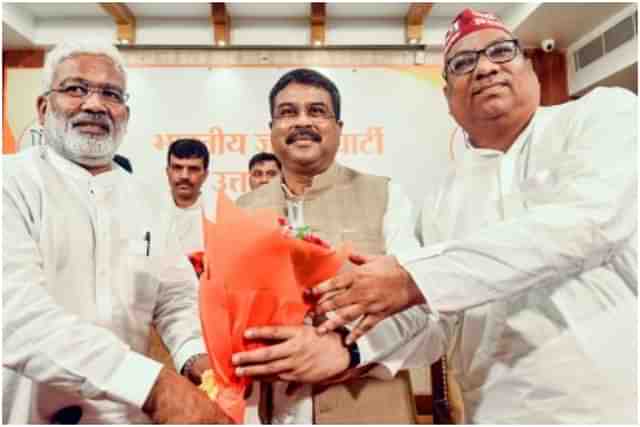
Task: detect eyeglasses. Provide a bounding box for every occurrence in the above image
[44,83,129,106]
[273,104,336,122]
[444,39,521,78]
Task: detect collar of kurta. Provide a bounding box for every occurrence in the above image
[175,195,202,212]
[45,145,124,189]
[463,110,538,160]
[280,162,343,201]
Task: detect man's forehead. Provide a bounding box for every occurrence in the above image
[253,160,279,170]
[274,83,331,105]
[53,53,125,86]
[169,155,205,167]
[447,28,512,57]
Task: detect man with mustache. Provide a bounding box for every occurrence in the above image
[313,9,637,423]
[146,138,211,371]
[248,151,282,191]
[3,41,230,424]
[234,68,431,423]
[165,138,210,254]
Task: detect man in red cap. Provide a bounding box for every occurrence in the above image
[312,8,637,423]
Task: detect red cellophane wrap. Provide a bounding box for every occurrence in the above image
[187,251,205,277]
[199,191,349,423]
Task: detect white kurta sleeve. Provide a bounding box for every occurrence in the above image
[397,87,638,315]
[354,181,451,377]
[2,188,162,409]
[151,255,207,373]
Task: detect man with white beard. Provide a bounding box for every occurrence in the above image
[2,41,231,424]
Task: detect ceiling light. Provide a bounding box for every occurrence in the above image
[409,38,418,45]
[119,38,130,45]
[313,40,323,47]
[218,40,227,47]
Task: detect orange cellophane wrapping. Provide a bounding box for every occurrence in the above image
[199,191,348,424]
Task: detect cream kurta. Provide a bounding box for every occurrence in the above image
[398,87,637,423]
[3,147,206,424]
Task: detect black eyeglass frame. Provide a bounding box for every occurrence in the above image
[443,38,521,80]
[42,84,130,105]
[272,104,337,122]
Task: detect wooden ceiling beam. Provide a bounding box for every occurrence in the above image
[100,3,136,44]
[210,3,230,46]
[310,3,326,46]
[406,3,433,44]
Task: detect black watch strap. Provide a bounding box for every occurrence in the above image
[335,326,361,369]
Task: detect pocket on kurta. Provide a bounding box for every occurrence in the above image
[123,238,161,318]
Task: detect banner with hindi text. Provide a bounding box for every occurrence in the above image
[5,65,457,208]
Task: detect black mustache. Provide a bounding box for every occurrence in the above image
[176,180,193,187]
[286,129,322,145]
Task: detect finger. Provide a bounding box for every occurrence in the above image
[315,288,344,306]
[315,287,361,315]
[232,341,291,366]
[346,314,383,344]
[245,325,298,341]
[316,304,365,334]
[235,359,292,377]
[311,272,354,296]
[348,252,376,265]
[284,381,304,396]
[250,374,279,383]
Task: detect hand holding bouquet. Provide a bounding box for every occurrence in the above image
[198,191,349,423]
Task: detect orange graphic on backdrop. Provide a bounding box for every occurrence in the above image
[151,126,385,155]
[3,108,17,154]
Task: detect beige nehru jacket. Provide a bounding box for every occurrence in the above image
[237,162,417,424]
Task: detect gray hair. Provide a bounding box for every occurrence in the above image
[42,40,127,93]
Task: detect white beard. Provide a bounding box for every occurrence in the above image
[43,108,126,168]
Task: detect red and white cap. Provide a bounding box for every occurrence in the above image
[444,8,512,56]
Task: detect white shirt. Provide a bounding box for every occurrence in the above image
[255,179,430,424]
[396,87,638,423]
[3,147,206,424]
[170,195,205,255]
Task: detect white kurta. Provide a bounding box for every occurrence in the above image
[3,147,206,424]
[169,195,206,255]
[397,87,638,423]
[258,180,430,424]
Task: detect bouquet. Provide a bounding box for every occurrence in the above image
[187,251,205,277]
[198,191,349,423]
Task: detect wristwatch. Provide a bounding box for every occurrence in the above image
[335,327,361,369]
[181,353,207,378]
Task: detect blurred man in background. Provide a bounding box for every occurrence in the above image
[165,138,210,254]
[248,151,281,190]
